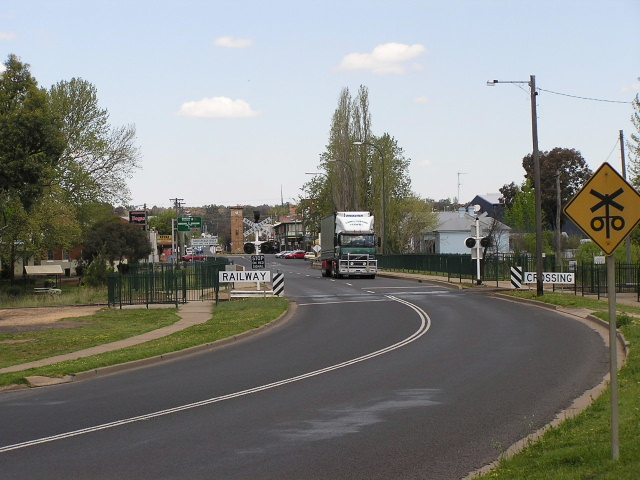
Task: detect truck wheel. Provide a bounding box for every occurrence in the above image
[334,263,343,279]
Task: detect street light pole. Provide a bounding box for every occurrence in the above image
[353,141,386,255]
[327,158,356,210]
[487,75,544,296]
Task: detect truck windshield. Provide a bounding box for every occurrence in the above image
[339,234,375,247]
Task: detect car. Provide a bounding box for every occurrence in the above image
[275,251,290,258]
[285,250,306,259]
[182,255,206,261]
[304,252,317,260]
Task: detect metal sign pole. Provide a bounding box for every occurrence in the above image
[606,254,620,460]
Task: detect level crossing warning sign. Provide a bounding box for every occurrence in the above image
[564,162,640,256]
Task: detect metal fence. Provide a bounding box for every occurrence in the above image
[377,253,557,284]
[377,253,639,300]
[574,262,640,301]
[108,257,231,308]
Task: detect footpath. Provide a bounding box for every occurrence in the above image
[1,270,637,389]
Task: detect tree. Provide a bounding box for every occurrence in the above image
[303,85,418,254]
[0,55,65,213]
[82,216,151,266]
[148,209,177,235]
[0,55,65,278]
[522,147,592,230]
[503,180,539,233]
[393,196,438,253]
[498,182,519,210]
[48,77,141,206]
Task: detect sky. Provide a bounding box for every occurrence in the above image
[1,0,639,209]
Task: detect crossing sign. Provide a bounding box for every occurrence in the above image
[564,162,640,256]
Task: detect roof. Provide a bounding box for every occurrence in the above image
[472,193,503,205]
[25,265,65,275]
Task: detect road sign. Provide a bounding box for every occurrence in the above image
[564,162,640,255]
[523,272,575,284]
[219,270,271,283]
[251,254,266,269]
[178,216,202,232]
[191,237,218,247]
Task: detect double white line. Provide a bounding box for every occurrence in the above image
[0,295,431,453]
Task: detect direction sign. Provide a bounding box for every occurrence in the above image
[178,216,202,232]
[564,163,640,256]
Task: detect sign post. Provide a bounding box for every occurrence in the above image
[564,162,640,460]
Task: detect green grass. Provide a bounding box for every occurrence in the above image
[477,292,640,479]
[0,297,288,387]
[0,308,180,369]
[0,285,108,307]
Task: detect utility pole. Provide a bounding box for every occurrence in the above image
[170,198,184,260]
[620,130,632,269]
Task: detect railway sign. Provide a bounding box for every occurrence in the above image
[564,163,640,256]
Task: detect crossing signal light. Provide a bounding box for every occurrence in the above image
[243,242,256,254]
[465,237,476,248]
[480,237,491,248]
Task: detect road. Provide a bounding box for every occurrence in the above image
[0,256,609,479]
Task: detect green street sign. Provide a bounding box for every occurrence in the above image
[177,216,202,232]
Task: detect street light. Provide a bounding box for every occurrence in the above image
[353,141,386,254]
[326,158,356,210]
[487,75,544,296]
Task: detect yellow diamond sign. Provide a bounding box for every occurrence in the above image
[564,162,640,256]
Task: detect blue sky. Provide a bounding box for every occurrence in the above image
[1,0,639,209]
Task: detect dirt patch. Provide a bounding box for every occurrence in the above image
[0,305,103,334]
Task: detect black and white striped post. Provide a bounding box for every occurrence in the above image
[272,272,284,296]
[510,266,523,289]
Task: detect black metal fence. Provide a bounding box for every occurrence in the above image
[377,253,557,284]
[108,257,231,308]
[574,262,640,301]
[377,253,639,300]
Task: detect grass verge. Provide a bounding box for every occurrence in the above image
[476,291,640,479]
[0,297,288,388]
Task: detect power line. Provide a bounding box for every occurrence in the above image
[537,87,632,104]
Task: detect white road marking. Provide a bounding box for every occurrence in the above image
[0,296,431,453]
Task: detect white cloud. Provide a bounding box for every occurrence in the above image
[214,36,253,48]
[621,82,640,93]
[174,97,260,119]
[0,32,16,41]
[413,96,431,104]
[338,42,428,75]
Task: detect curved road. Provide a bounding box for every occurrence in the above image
[0,256,608,479]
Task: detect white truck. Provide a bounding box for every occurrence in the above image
[320,211,377,279]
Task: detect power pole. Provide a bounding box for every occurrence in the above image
[170,198,184,260]
[620,130,632,268]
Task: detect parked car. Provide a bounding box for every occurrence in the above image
[275,251,290,258]
[183,255,206,261]
[304,252,317,260]
[285,250,306,259]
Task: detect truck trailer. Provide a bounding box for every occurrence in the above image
[320,211,377,279]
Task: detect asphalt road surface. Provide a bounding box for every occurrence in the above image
[0,256,609,479]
